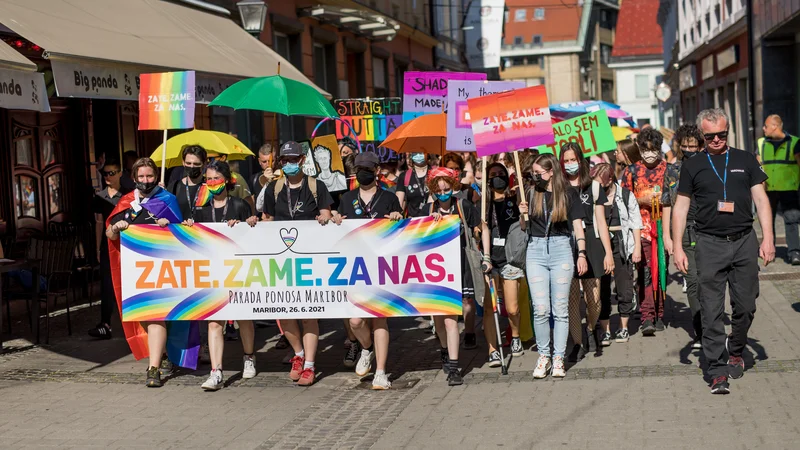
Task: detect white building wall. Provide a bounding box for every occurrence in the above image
[678,0,746,61]
[610,61,663,127]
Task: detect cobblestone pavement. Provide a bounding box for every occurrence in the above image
[2,222,800,449]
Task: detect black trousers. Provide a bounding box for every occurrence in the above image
[600,232,635,320]
[682,226,702,338]
[99,243,116,326]
[767,190,800,256]
[695,230,759,378]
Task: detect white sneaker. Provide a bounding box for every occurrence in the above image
[242,355,256,379]
[372,372,392,390]
[201,369,223,391]
[533,355,551,379]
[198,344,210,364]
[355,348,374,377]
[551,355,566,378]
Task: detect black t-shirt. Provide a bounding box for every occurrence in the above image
[489,196,520,263]
[250,173,268,205]
[573,184,608,227]
[678,147,768,236]
[109,204,160,226]
[398,169,430,217]
[338,188,403,219]
[526,189,585,238]
[92,187,131,224]
[171,180,202,221]
[263,177,334,221]
[195,196,252,223]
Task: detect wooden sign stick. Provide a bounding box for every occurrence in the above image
[512,151,528,221]
[481,156,488,223]
[160,129,168,182]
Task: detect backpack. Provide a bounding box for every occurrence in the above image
[274,176,318,204]
[591,181,631,238]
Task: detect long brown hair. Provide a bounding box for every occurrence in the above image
[559,142,591,190]
[530,153,569,222]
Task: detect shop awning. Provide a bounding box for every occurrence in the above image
[0,41,50,111]
[0,0,329,100]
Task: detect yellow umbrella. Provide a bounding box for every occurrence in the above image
[150,129,254,168]
[612,126,636,142]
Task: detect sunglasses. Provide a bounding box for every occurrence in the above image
[102,170,119,177]
[703,131,728,141]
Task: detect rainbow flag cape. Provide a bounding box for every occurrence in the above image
[347,175,397,192]
[106,188,200,369]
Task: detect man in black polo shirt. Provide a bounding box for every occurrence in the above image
[672,108,775,395]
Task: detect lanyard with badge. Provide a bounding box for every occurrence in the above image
[184,180,200,219]
[286,178,304,219]
[357,190,383,218]
[211,198,229,222]
[705,150,734,213]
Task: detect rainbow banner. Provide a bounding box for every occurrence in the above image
[120,217,462,321]
[467,85,554,158]
[138,71,196,130]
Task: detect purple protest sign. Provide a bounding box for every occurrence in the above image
[402,71,486,123]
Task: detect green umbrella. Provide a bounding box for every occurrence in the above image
[208,74,338,118]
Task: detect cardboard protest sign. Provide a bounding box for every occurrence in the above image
[138,71,195,130]
[333,97,402,162]
[120,217,463,320]
[446,80,525,151]
[535,110,616,157]
[402,71,486,123]
[466,85,553,158]
[310,134,348,192]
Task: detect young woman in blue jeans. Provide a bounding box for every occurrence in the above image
[519,154,588,379]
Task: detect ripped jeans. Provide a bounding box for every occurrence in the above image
[525,236,574,358]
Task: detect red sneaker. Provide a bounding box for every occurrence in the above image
[297,367,316,386]
[289,356,304,381]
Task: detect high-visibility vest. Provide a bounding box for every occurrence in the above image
[758,135,800,191]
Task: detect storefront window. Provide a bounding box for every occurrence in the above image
[15,137,32,166]
[15,175,38,219]
[42,139,58,167]
[47,174,63,216]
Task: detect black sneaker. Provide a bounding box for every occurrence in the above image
[275,334,289,349]
[791,252,800,266]
[146,366,162,388]
[487,350,502,368]
[88,323,112,340]
[224,322,239,341]
[159,356,174,377]
[447,368,463,386]
[728,355,745,379]
[600,332,612,347]
[614,328,630,343]
[510,337,524,356]
[710,376,730,394]
[441,349,450,374]
[655,319,666,332]
[343,340,361,368]
[641,320,656,336]
[464,333,477,350]
[691,336,702,350]
[567,344,585,363]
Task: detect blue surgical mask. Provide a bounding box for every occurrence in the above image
[411,153,426,165]
[564,162,580,175]
[282,163,301,176]
[436,191,453,202]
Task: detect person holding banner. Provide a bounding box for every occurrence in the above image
[485,162,525,360]
[336,152,404,390]
[397,152,431,217]
[106,157,197,388]
[560,143,614,362]
[168,145,207,221]
[179,160,259,390]
[592,163,642,345]
[262,141,335,386]
[424,167,491,386]
[519,154,588,379]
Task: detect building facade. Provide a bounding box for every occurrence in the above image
[656,0,681,129]
[608,0,663,128]
[676,0,751,151]
[499,0,619,105]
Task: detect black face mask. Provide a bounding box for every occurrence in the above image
[356,169,376,186]
[184,166,202,179]
[532,174,550,191]
[490,175,509,191]
[136,181,158,194]
[683,151,698,160]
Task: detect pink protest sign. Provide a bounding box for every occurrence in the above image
[402,71,486,123]
[467,85,554,158]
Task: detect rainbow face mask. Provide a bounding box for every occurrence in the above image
[207,178,226,195]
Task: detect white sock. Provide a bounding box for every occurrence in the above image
[303,361,315,370]
[375,369,385,376]
[296,350,305,358]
